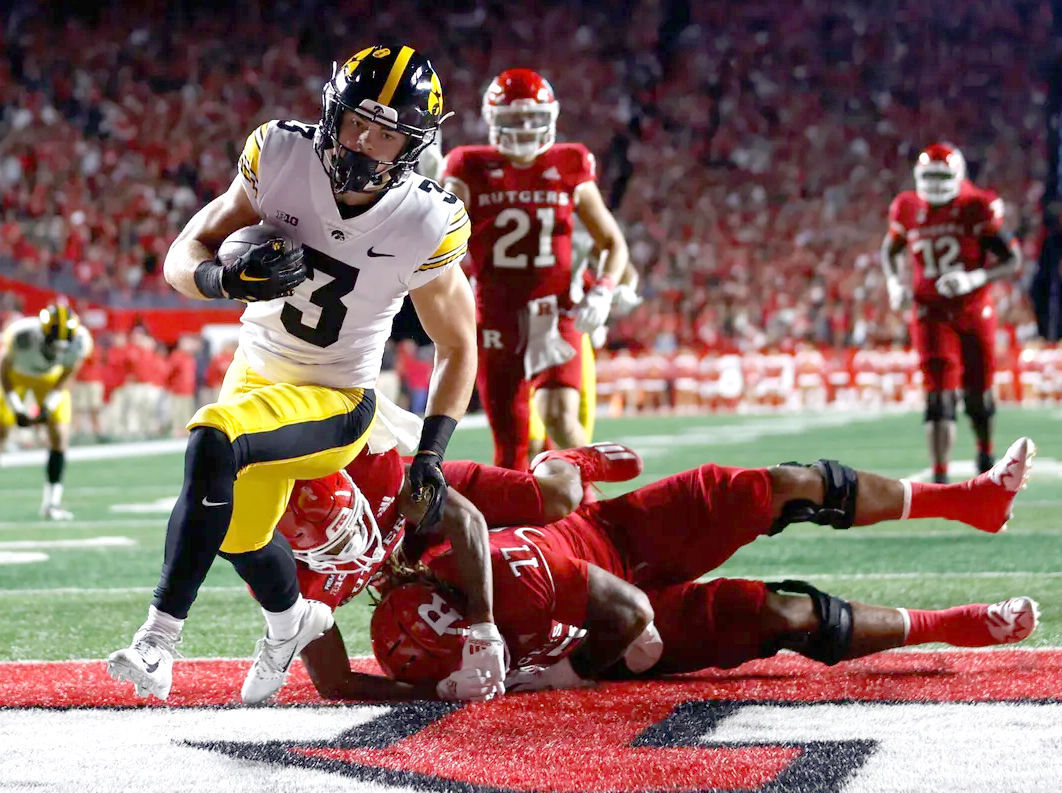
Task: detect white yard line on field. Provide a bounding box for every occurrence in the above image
[903,457,1062,482]
[613,411,896,459]
[0,537,136,549]
[0,585,245,596]
[0,520,162,530]
[721,570,1062,580]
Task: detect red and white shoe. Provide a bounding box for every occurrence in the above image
[530,442,643,483]
[964,436,1036,533]
[983,597,1040,644]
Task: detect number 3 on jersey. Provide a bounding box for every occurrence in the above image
[494,208,556,269]
[281,247,359,347]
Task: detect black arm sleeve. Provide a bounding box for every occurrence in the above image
[981,232,1016,261]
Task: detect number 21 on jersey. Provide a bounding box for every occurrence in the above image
[494,208,556,269]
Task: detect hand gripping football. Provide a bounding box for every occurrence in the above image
[216,223,306,301]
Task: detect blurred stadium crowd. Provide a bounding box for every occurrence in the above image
[0,0,1057,436]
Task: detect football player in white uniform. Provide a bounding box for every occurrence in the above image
[0,304,92,519]
[108,45,502,705]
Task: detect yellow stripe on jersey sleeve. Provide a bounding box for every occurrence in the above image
[417,210,471,272]
[238,122,273,196]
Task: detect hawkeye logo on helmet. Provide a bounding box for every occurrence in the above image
[372,48,391,58]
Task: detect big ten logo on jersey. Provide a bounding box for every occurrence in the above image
[273,209,299,227]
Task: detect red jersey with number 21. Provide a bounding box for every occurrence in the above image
[887,180,1004,310]
[443,143,595,324]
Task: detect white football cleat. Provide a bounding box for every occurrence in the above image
[107,629,180,701]
[985,596,1040,644]
[41,505,74,521]
[241,599,334,705]
[967,436,1036,533]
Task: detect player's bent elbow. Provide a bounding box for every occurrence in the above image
[617,587,655,646]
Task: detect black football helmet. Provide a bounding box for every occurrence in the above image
[315,45,451,195]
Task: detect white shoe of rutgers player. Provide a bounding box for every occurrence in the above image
[241,599,334,704]
[107,629,180,700]
[985,597,1040,644]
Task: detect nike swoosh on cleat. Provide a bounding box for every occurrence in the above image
[202,497,229,507]
[367,247,395,258]
[239,272,271,282]
[145,660,159,674]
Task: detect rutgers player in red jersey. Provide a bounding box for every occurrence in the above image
[442,69,629,469]
[274,441,642,700]
[372,437,1038,693]
[882,142,1022,483]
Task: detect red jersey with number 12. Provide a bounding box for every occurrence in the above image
[443,143,595,323]
[887,180,1004,309]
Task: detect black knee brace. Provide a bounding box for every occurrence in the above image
[769,459,858,534]
[924,390,957,423]
[768,580,853,666]
[963,389,996,422]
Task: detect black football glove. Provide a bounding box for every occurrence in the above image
[14,411,32,428]
[196,240,307,302]
[408,451,448,531]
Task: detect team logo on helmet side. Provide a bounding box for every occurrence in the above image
[914,141,966,205]
[370,582,468,684]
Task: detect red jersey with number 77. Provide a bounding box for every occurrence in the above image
[443,143,596,324]
[886,180,1004,310]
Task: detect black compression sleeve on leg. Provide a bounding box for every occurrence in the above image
[220,532,300,613]
[152,426,236,619]
[46,450,64,484]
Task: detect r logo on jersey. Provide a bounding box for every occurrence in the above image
[481,329,504,350]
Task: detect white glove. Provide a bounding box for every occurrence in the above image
[504,657,594,692]
[611,283,642,317]
[936,269,987,298]
[885,275,908,312]
[452,622,507,701]
[42,390,63,414]
[574,284,614,334]
[436,668,498,701]
[590,324,608,349]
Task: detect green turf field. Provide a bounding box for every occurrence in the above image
[1,406,1059,662]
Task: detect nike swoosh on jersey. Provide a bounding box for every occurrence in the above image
[367,247,395,258]
[239,272,272,282]
[201,497,229,507]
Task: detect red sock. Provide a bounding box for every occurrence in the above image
[932,462,948,478]
[581,481,598,505]
[904,604,994,647]
[906,480,981,526]
[978,440,993,455]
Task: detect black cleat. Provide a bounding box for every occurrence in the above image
[933,472,949,484]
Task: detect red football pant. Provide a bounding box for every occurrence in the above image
[911,300,996,392]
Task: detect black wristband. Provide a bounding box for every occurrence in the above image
[417,414,458,459]
[193,258,226,299]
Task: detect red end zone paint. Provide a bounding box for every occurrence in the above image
[1,649,1060,708]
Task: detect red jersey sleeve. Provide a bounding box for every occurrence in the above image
[975,190,1005,236]
[887,194,908,241]
[442,147,468,188]
[570,143,596,187]
[440,460,549,526]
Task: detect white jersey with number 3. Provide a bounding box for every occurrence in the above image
[235,119,470,389]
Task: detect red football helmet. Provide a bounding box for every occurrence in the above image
[914,142,966,205]
[482,68,559,161]
[370,582,469,684]
[276,469,388,576]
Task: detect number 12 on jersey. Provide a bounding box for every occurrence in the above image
[494,207,556,269]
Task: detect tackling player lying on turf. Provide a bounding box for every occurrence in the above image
[373,437,1038,694]
[271,441,643,700]
[276,438,1036,699]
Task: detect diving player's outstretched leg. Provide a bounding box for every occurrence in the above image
[769,436,1035,535]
